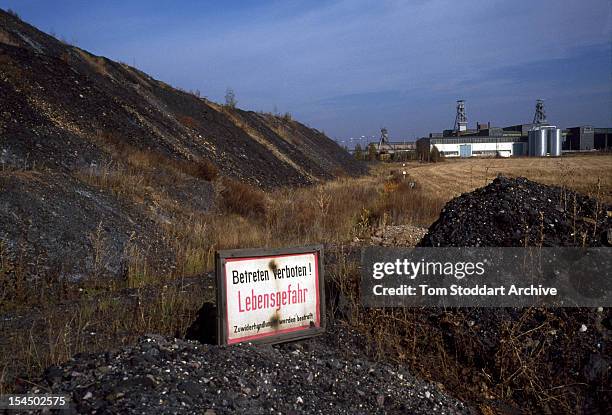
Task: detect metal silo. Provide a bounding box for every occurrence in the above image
[528,128,547,156]
[548,128,562,157]
[535,129,548,156]
[528,128,547,157]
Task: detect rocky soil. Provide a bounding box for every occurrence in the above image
[414,176,612,414]
[0,9,366,280]
[370,225,428,247]
[26,325,474,415]
[419,176,611,248]
[0,171,180,279]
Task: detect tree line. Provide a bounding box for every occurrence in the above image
[352,143,443,162]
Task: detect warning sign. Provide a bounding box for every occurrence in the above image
[216,246,325,345]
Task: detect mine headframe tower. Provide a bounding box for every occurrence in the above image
[378,127,390,152]
[454,100,468,132]
[533,99,547,125]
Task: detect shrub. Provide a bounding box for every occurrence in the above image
[76,50,108,76]
[219,178,267,218]
[177,115,197,129]
[353,144,364,161]
[369,177,442,226]
[6,9,19,19]
[367,143,378,161]
[416,142,430,161]
[332,167,348,178]
[179,158,219,181]
[95,131,218,181]
[0,30,18,47]
[430,146,443,163]
[392,151,416,162]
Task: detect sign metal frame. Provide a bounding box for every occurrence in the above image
[215,245,326,345]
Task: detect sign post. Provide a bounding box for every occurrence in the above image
[215,245,325,345]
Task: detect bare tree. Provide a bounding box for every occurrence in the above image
[224,87,237,108]
[354,144,364,161]
[367,143,378,161]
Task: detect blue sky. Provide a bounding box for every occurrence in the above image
[3,0,611,144]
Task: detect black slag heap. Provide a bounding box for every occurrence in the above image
[419,176,611,248]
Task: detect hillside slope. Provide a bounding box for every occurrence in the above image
[0,10,363,186]
[0,9,366,280]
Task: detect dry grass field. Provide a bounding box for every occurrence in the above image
[2,153,611,407]
[390,154,612,204]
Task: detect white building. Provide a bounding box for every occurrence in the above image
[416,136,528,158]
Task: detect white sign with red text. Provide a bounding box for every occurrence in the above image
[222,252,321,344]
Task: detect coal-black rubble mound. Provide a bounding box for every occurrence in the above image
[419,176,611,247]
[415,177,611,413]
[27,325,473,415]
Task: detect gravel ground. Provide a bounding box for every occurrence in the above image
[370,225,428,247]
[0,171,181,280]
[26,325,474,414]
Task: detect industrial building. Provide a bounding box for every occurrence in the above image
[368,100,609,159]
[564,126,612,151]
[595,128,612,150]
[565,126,594,150]
[416,99,568,158]
[418,136,526,158]
[373,127,416,158]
